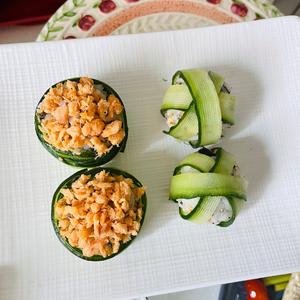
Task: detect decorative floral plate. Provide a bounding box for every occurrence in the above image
[37,0,282,41]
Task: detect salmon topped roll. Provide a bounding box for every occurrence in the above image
[35,77,128,167]
[52,167,146,260]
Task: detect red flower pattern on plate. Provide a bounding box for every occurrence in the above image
[78,15,96,31]
[100,0,117,13]
[207,0,221,4]
[231,2,248,17]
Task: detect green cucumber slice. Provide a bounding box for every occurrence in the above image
[173,69,222,146]
[210,148,236,175]
[217,197,236,227]
[208,71,225,94]
[174,152,215,175]
[160,84,193,115]
[219,91,236,125]
[210,148,245,226]
[164,103,198,141]
[217,197,239,227]
[170,173,247,201]
[210,148,244,226]
[164,69,237,147]
[51,167,147,261]
[179,196,222,224]
[170,147,247,227]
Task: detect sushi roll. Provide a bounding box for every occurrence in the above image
[169,148,247,227]
[35,77,128,167]
[52,167,146,260]
[161,69,236,147]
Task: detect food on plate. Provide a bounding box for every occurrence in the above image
[169,148,247,227]
[52,167,146,260]
[161,68,236,147]
[35,77,128,167]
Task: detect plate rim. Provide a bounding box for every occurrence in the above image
[36,0,282,41]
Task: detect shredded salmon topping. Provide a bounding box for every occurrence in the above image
[37,77,125,156]
[55,171,145,258]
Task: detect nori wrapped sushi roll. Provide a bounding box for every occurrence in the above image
[35,77,128,167]
[52,167,146,260]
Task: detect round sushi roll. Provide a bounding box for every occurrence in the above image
[169,148,248,227]
[35,77,128,167]
[52,167,146,260]
[161,69,236,147]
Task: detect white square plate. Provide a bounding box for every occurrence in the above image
[0,16,299,300]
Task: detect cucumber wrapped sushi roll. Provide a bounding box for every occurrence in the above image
[52,167,146,260]
[161,69,236,147]
[35,77,128,167]
[170,148,247,227]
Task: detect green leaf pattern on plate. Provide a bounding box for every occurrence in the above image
[243,0,283,18]
[48,26,64,33]
[93,1,101,8]
[64,11,77,17]
[40,1,87,41]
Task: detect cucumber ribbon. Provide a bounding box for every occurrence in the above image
[170,148,247,227]
[161,69,236,147]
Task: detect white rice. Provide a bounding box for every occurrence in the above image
[165,109,184,127]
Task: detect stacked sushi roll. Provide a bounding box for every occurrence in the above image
[35,77,146,260]
[161,68,247,227]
